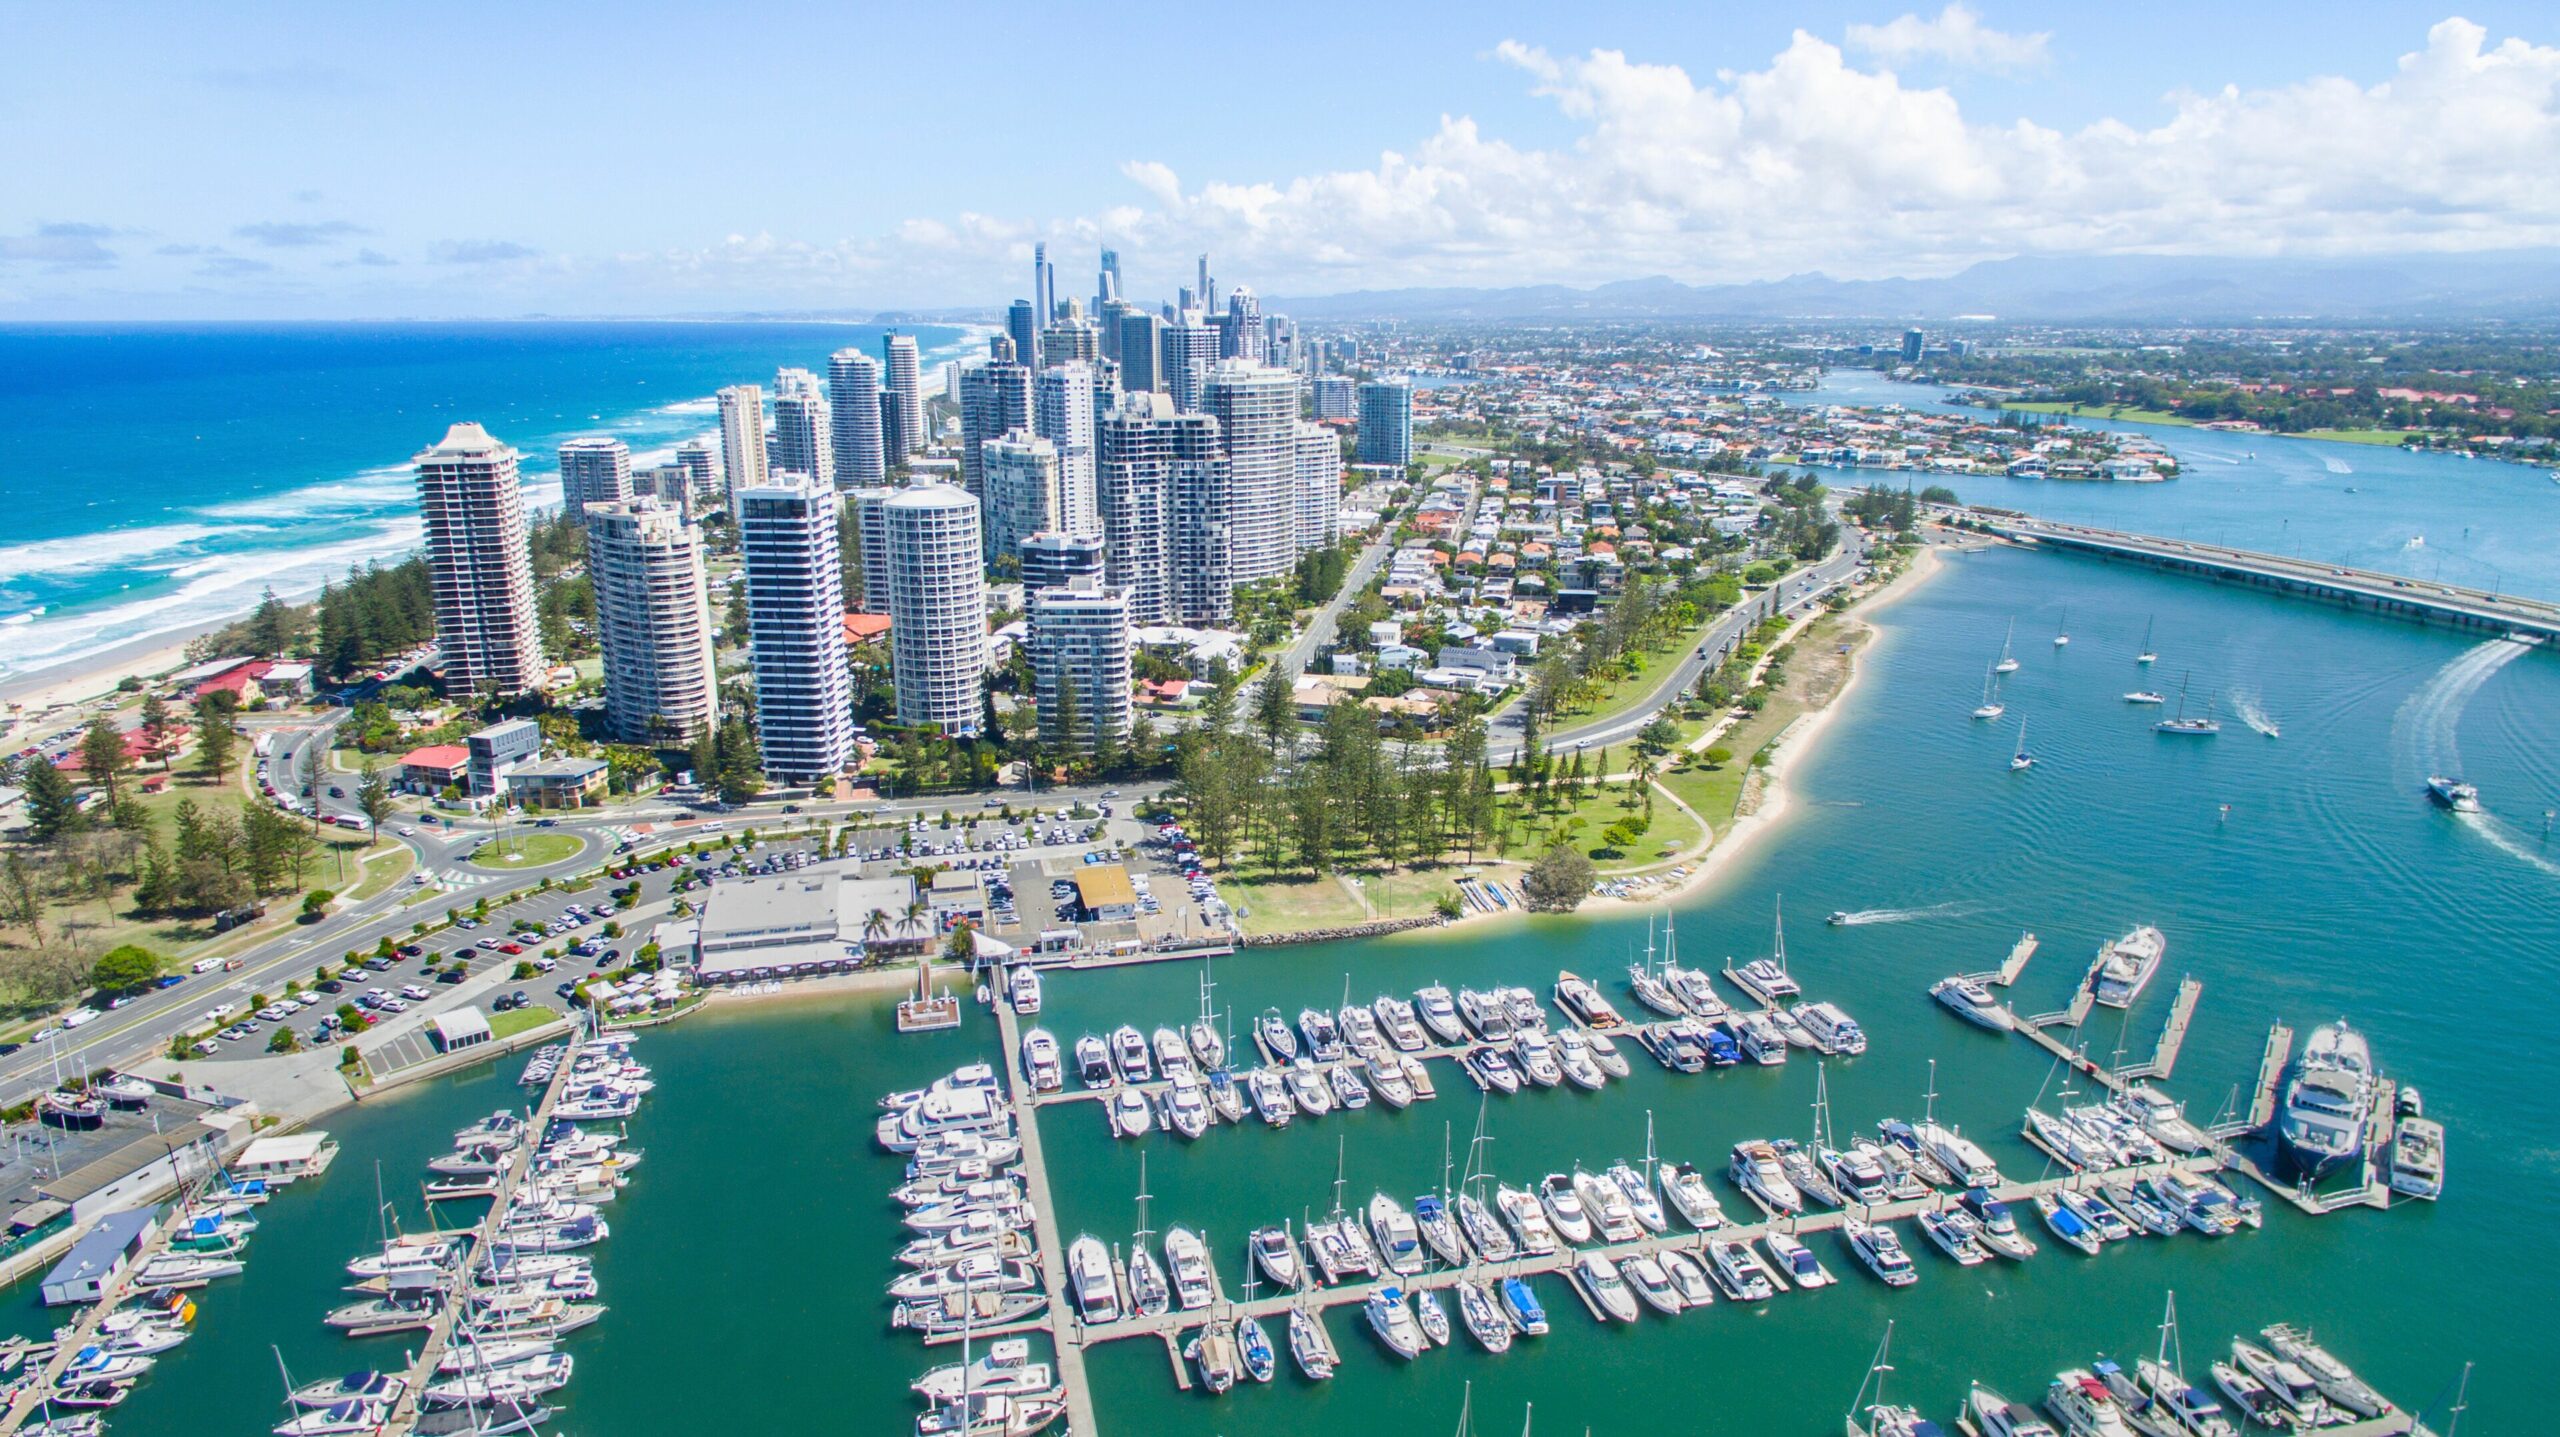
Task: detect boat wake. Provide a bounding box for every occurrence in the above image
[1829,900,1985,927]
[2393,638,2533,782]
[2228,691,2281,738]
[2323,456,2353,475]
[2456,811,2560,879]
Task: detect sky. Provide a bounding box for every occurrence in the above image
[3,1,2558,318]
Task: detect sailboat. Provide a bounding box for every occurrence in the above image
[1971,666,2005,721]
[2009,719,2034,772]
[1994,621,2020,674]
[2155,673,2221,736]
[2137,618,2157,666]
[1842,1321,1933,1436]
[2053,607,2071,646]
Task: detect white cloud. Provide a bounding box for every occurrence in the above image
[1846,4,2051,71]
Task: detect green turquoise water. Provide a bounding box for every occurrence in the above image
[6,542,2549,1433]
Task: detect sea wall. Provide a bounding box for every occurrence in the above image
[1240,916,1448,947]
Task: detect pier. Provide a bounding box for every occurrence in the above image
[1978,514,2560,641]
[1992,932,2037,986]
[377,1035,583,1437]
[0,1208,186,1433]
[992,998,1101,1437]
[2119,977,2204,1081]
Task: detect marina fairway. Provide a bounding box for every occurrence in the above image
[1040,544,2553,1435]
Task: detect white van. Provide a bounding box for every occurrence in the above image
[192,956,226,974]
[62,1009,99,1029]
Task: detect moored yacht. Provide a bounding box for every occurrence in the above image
[1413,986,1466,1045]
[1364,1287,1425,1360]
[1658,1161,1724,1228]
[1969,1384,2061,1437]
[1573,1253,1640,1322]
[1553,971,1625,1029]
[1074,1034,1113,1089]
[1250,1225,1302,1290]
[1020,1029,1063,1094]
[1729,1140,1802,1215]
[1842,1217,1917,1287]
[2088,926,2167,1011]
[1109,1026,1153,1083]
[1366,1193,1426,1276]
[2278,1019,2377,1179]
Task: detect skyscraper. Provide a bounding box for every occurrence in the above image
[1117,311,1161,393]
[1096,248,1122,310]
[584,497,716,744]
[1197,253,1216,315]
[770,368,834,489]
[957,355,1033,499]
[737,473,852,786]
[557,436,632,519]
[1205,362,1300,586]
[1293,422,1343,557]
[1006,299,1040,372]
[716,385,768,497]
[415,422,544,697]
[1312,375,1357,421]
[980,433,1061,564]
[1041,313,1101,370]
[828,349,886,488]
[880,485,988,736]
[674,439,721,510]
[882,332,924,458]
[1160,319,1219,413]
[847,486,898,616]
[1033,242,1055,326]
[1900,328,1925,364]
[1019,530,1105,593]
[1030,578,1131,752]
[1034,362,1099,535]
[1099,394,1228,626]
[1357,377,1415,470]
[1223,288,1264,362]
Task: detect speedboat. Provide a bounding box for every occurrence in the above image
[1553,970,1624,1029]
[1499,1275,1549,1335]
[1660,1250,1716,1307]
[1970,1384,2061,1437]
[915,1340,1054,1403]
[1705,1239,1776,1301]
[1414,985,1466,1044]
[1917,1209,1988,1265]
[1364,1287,1426,1359]
[1251,1226,1302,1289]
[1574,1253,1640,1321]
[2231,1339,2332,1428]
[2125,690,2167,705]
[1256,1009,1299,1062]
[1109,1025,1154,1084]
[2260,1326,2384,1420]
[1165,1227,1215,1310]
[1238,1315,1276,1383]
[1494,1184,1560,1255]
[1960,1189,2036,1259]
[1843,1216,1918,1287]
[1246,1068,1295,1126]
[2425,775,2481,813]
[1413,1194,1465,1266]
[2044,1369,2139,1437]
[1763,1230,1833,1288]
[1074,1034,1114,1088]
[1932,975,2016,1031]
[1107,1090,1153,1139]
[2089,925,2167,1011]
[1067,1235,1120,1324]
[1658,1162,1724,1229]
[1621,1253,1683,1314]
[1366,1193,1426,1276]
[1729,1140,1802,1215]
[1374,994,1428,1050]
[1606,1161,1668,1232]
[1537,1172,1595,1244]
[1290,1308,1334,1380]
[2278,1019,2376,1180]
[1457,1280,1512,1352]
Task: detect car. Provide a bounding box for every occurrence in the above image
[327,785,344,798]
[194,1040,221,1057]
[364,957,394,971]
[397,825,416,837]
[203,1003,241,1023]
[379,998,409,1014]
[507,989,528,1008]
[491,993,518,1012]
[397,944,425,958]
[256,1005,291,1022]
[316,979,346,995]
[437,969,467,985]
[400,984,430,1000]
[534,818,558,828]
[154,975,185,989]
[497,942,524,956]
[308,1025,335,1044]
[476,938,503,951]
[456,918,481,930]
[782,804,802,814]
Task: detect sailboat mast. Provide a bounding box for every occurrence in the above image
[1773,894,1787,971]
[1643,1110,1657,1184]
[1923,1058,1939,1127]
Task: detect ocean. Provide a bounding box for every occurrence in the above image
[0,321,980,682]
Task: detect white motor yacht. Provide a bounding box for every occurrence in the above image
[1536,1172,1595,1244]
[1250,1226,1302,1289]
[1364,1287,1426,1360]
[1109,1025,1154,1084]
[1366,1193,1427,1276]
[1916,1123,2002,1188]
[1763,1230,1833,1288]
[1107,1090,1154,1139]
[1660,1250,1716,1308]
[1152,1026,1196,1080]
[1373,995,1428,1051]
[1843,1217,1918,1287]
[1969,1384,2061,1437]
[2088,926,2167,1011]
[1658,1161,1724,1229]
[1553,970,1625,1029]
[1285,1057,1334,1116]
[1620,1253,1683,1314]
[1494,1184,1560,1255]
[1931,975,2017,1031]
[1066,1235,1121,1324]
[915,1339,1054,1404]
[1729,1140,1802,1215]
[1705,1239,1776,1301]
[2261,1325,2385,1420]
[1793,1001,1867,1055]
[1917,1209,1989,1265]
[1573,1254,1640,1322]
[1073,1034,1114,1089]
[2278,1019,2376,1179]
[1255,1008,1300,1062]
[1006,965,1042,1015]
[1246,1068,1295,1126]
[1164,1227,1215,1310]
[2231,1339,2332,1428]
[1606,1161,1668,1232]
[1414,985,1466,1045]
[1572,1168,1642,1242]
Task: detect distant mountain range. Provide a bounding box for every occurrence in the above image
[1271,252,2560,324]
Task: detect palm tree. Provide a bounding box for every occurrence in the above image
[863,908,891,945]
[901,898,931,941]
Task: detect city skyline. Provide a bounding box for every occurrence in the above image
[5,5,2559,318]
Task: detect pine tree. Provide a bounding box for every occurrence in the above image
[79,718,131,809]
[20,760,81,842]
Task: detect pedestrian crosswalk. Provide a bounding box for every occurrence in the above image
[429,869,497,893]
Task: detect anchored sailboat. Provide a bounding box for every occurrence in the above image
[1971,665,2005,721]
[2137,617,2157,666]
[1994,620,2020,674]
[2156,672,2221,736]
[2009,719,2034,772]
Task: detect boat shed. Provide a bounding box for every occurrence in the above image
[41,1206,157,1306]
[232,1132,341,1183]
[1071,865,1138,923]
[429,1008,494,1054]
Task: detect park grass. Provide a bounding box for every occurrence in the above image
[489,1003,562,1040]
[465,832,585,869]
[1999,401,2193,427]
[2295,428,2417,446]
[1221,873,1370,935]
[1656,614,1861,832]
[1495,775,1705,873]
[346,844,416,901]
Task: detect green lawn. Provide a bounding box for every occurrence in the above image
[2000,401,2193,427]
[466,832,585,869]
[346,844,416,900]
[489,1003,563,1039]
[2294,428,2417,446]
[1222,874,1371,935]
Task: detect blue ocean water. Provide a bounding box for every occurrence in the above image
[0,321,979,679]
[1787,370,2560,601]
